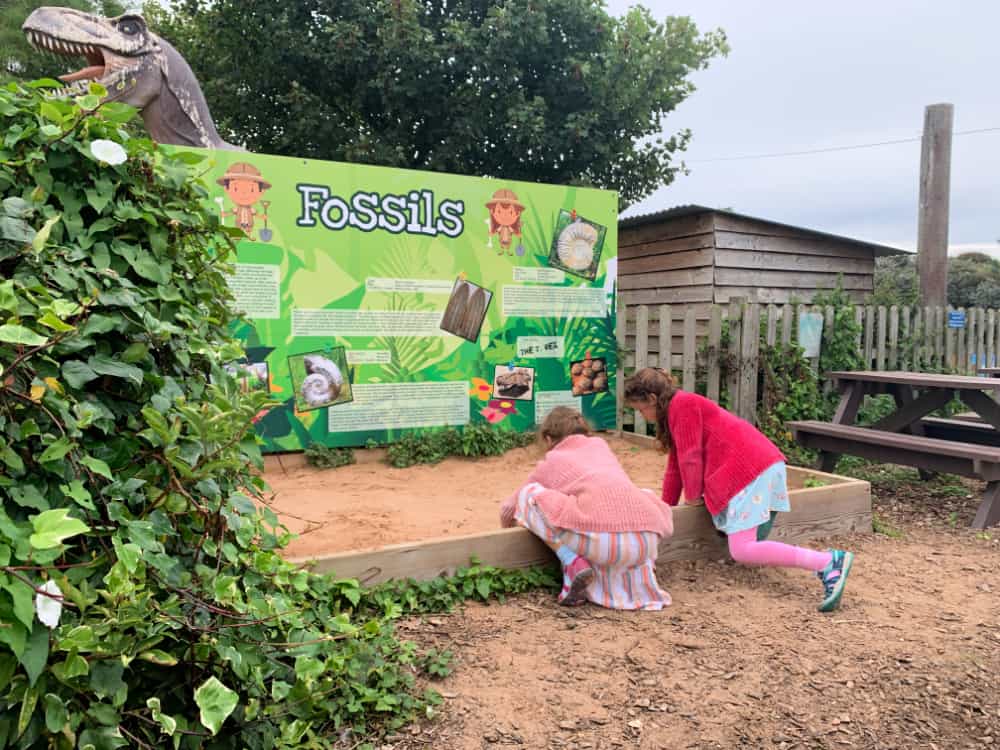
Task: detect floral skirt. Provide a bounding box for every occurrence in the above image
[711,462,791,535]
[513,483,671,611]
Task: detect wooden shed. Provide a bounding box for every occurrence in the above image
[618,205,905,310]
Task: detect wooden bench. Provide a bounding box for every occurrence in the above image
[788,420,1000,528]
[920,417,1000,447]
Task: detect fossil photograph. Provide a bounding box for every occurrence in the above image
[440,277,493,343]
[547,209,608,280]
[288,348,353,412]
[492,365,535,401]
[570,353,608,396]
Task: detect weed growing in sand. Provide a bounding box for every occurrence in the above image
[305,443,357,469]
[873,512,904,538]
[387,425,536,468]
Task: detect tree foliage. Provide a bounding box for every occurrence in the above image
[146,0,727,207]
[873,251,1000,309]
[0,80,534,749]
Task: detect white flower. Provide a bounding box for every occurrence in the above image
[89,139,127,166]
[36,579,63,629]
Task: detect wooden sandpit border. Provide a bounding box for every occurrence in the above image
[287,433,872,585]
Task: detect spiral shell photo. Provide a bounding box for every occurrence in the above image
[546,209,607,280]
[288,348,353,412]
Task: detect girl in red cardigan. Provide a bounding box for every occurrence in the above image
[624,368,853,612]
[499,407,674,610]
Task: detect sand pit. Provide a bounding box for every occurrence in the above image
[259,435,820,561]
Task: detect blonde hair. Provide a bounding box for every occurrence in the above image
[623,367,679,452]
[538,406,591,447]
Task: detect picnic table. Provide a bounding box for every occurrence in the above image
[978,367,1000,378]
[789,371,1000,528]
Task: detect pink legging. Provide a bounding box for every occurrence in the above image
[727,528,832,571]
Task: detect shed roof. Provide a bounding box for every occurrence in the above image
[619,204,906,257]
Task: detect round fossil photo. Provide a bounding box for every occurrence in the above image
[288,348,353,412]
[546,209,607,280]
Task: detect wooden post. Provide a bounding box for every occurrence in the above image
[957,308,967,374]
[900,306,911,370]
[780,303,792,345]
[876,306,887,371]
[923,306,934,370]
[766,304,778,347]
[965,308,977,374]
[863,305,874,370]
[616,299,626,432]
[917,103,954,309]
[634,305,649,435]
[707,306,722,403]
[740,303,760,423]
[658,304,672,376]
[682,307,697,392]
[854,306,863,353]
[934,307,948,370]
[726,299,744,413]
[977,308,987,373]
[888,306,899,370]
[987,309,996,371]
[945,306,955,371]
[912,307,923,369]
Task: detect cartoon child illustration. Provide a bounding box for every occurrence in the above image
[216,162,272,240]
[486,188,525,256]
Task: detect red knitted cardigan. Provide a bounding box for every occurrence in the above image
[662,391,785,516]
[506,434,674,535]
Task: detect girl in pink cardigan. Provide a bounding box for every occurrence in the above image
[624,367,853,612]
[500,407,673,610]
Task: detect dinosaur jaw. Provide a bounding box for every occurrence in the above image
[24,28,141,99]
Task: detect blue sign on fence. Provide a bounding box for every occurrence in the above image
[948,311,966,328]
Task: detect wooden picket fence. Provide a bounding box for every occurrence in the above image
[616,301,1000,432]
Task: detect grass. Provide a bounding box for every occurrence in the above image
[872,511,904,538]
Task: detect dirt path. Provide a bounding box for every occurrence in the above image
[381,468,1000,750]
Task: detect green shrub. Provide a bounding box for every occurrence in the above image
[0,80,501,749]
[386,425,535,468]
[303,444,356,469]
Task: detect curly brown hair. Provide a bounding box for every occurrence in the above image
[623,367,679,451]
[538,406,592,447]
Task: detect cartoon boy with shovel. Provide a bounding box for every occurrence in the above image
[216,162,272,241]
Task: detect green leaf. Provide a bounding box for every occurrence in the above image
[0,324,48,346]
[2,578,34,629]
[112,536,140,574]
[37,311,75,332]
[81,455,113,480]
[9,484,48,511]
[29,508,90,550]
[131,254,169,284]
[62,360,98,388]
[20,621,49,687]
[0,280,18,312]
[32,213,61,252]
[0,617,26,657]
[61,480,95,510]
[44,693,67,733]
[138,649,177,667]
[88,354,143,387]
[194,676,239,736]
[147,697,177,736]
[475,577,492,600]
[77,94,101,111]
[60,652,89,679]
[121,342,148,363]
[17,681,39,739]
[38,437,73,464]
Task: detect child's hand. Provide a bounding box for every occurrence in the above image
[500,499,517,527]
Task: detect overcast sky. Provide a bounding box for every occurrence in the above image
[607,0,1000,255]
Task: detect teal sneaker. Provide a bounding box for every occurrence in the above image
[817,550,854,612]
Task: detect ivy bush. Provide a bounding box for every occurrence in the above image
[0,80,537,749]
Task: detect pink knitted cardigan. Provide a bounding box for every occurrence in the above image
[505,434,673,535]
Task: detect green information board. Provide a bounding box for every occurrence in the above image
[190,149,618,452]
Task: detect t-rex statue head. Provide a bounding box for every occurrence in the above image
[22,7,239,150]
